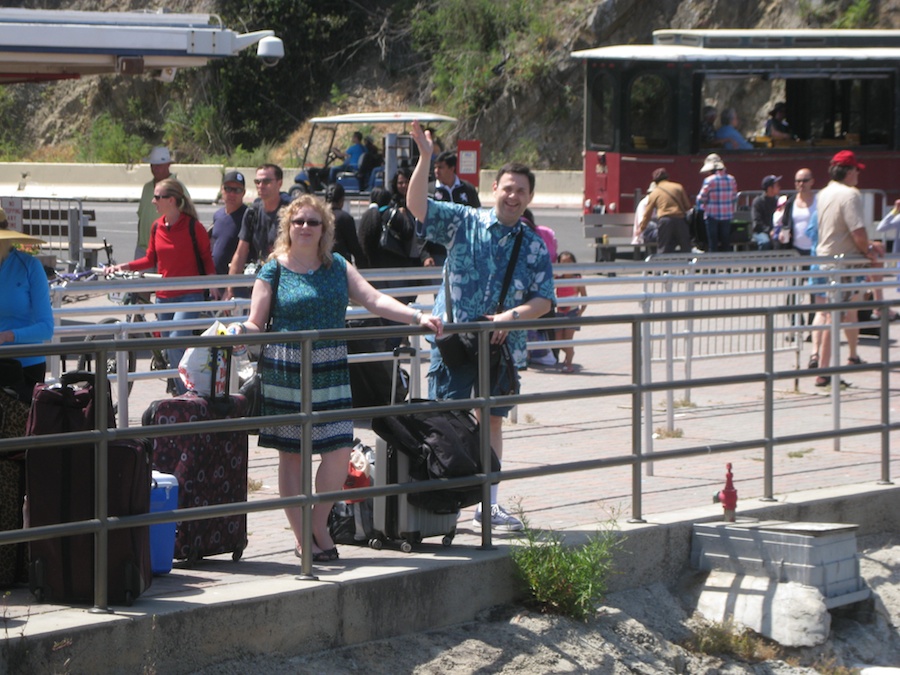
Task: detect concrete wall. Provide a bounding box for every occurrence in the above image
[0,162,584,207]
[9,483,897,674]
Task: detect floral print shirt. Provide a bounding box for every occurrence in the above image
[418,200,555,367]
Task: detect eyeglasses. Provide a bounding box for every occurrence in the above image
[152,193,172,200]
[291,218,323,227]
[795,178,811,183]
[222,186,244,194]
[254,178,274,185]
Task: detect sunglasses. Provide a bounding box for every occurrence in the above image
[222,185,244,194]
[152,193,172,200]
[254,178,274,185]
[291,218,323,227]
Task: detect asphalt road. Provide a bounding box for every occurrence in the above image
[83,201,591,267]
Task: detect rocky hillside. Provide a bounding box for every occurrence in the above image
[4,0,896,168]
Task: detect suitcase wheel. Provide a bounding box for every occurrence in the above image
[368,538,383,551]
[400,541,413,553]
[442,534,454,547]
[231,543,245,562]
[185,547,201,567]
[124,590,134,607]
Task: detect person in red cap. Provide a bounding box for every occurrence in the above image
[809,150,885,389]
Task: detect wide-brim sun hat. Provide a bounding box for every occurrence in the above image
[700,153,724,173]
[0,228,45,245]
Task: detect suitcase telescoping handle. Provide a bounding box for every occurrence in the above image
[58,370,98,387]
[390,346,415,404]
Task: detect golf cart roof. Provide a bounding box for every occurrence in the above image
[308,112,457,125]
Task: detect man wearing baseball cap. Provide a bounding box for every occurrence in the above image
[135,146,191,260]
[809,150,884,388]
[210,171,248,278]
[750,174,781,250]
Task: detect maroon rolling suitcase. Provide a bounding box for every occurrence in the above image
[142,350,249,564]
[25,371,152,605]
[0,387,28,587]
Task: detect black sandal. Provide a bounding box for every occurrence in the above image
[808,354,819,369]
[312,547,339,562]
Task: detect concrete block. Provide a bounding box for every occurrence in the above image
[696,570,831,647]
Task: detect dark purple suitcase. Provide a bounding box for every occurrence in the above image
[26,372,151,605]
[142,391,249,563]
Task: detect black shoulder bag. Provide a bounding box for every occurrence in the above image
[434,228,524,378]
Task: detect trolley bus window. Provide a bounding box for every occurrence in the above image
[626,73,672,151]
[791,76,892,146]
[587,68,614,149]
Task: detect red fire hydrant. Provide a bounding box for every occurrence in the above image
[713,463,738,522]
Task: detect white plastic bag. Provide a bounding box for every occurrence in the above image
[178,320,228,397]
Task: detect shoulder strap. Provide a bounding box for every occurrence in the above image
[265,263,281,332]
[496,227,525,312]
[186,217,207,276]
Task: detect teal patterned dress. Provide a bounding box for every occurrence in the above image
[257,255,353,454]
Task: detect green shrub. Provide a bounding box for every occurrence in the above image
[77,112,148,163]
[509,510,622,621]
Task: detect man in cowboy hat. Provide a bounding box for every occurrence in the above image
[0,208,53,394]
[810,150,885,388]
[696,153,737,252]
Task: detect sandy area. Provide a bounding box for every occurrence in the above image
[193,534,900,674]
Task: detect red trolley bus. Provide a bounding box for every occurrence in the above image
[572,29,900,215]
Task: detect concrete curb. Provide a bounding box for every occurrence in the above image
[8,482,896,674]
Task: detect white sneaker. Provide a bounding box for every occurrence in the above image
[472,504,524,532]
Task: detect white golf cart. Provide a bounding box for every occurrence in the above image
[289,111,458,198]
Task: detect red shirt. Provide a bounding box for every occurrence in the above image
[131,213,215,298]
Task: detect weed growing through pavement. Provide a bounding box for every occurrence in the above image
[673,398,696,409]
[787,448,815,459]
[654,427,684,439]
[509,505,623,621]
[247,477,264,493]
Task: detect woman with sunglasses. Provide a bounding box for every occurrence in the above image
[233,194,442,563]
[111,178,215,394]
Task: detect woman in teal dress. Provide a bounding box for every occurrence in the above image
[233,194,442,563]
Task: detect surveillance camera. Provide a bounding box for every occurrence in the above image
[257,36,284,67]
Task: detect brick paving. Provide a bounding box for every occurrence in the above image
[2,282,897,629]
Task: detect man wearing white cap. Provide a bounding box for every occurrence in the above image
[136,146,190,260]
[696,153,737,252]
[0,208,53,395]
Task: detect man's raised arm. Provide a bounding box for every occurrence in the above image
[408,120,433,224]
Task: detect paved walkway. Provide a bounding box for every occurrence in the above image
[2,282,898,640]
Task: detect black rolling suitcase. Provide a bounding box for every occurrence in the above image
[26,371,152,605]
[369,348,499,551]
[142,348,249,563]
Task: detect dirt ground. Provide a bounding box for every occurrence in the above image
[193,533,900,674]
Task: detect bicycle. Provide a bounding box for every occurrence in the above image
[77,268,174,403]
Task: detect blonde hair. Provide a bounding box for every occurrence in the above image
[271,194,335,266]
[156,178,199,221]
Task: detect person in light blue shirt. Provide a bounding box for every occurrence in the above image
[328,131,366,184]
[715,108,753,150]
[407,120,555,533]
[0,215,53,396]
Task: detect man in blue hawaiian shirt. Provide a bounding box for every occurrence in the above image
[408,121,554,532]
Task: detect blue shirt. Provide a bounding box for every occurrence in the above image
[0,249,54,367]
[715,125,753,150]
[418,201,555,367]
[344,142,365,169]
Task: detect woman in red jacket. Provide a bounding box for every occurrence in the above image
[112,178,215,394]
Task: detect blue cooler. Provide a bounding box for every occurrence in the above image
[150,471,179,575]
